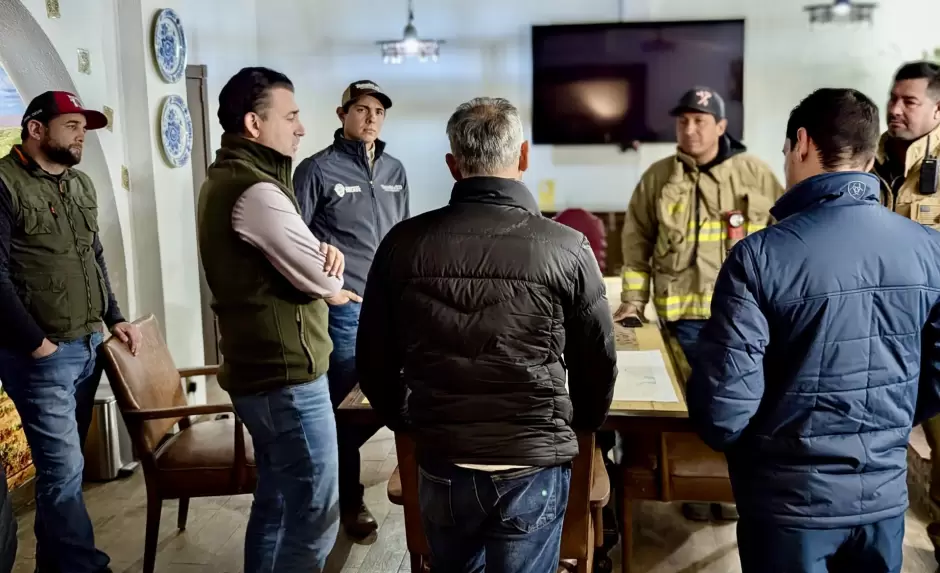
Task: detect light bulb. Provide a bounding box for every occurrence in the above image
[403,37,419,55]
[832,0,852,17]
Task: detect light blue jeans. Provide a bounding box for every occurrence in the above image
[231,375,340,572]
[0,331,109,573]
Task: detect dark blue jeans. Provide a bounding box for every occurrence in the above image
[737,514,905,573]
[0,332,109,573]
[418,461,571,573]
[231,375,340,572]
[327,301,381,510]
[667,319,707,367]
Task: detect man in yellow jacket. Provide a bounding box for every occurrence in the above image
[872,60,940,557]
[613,87,784,521]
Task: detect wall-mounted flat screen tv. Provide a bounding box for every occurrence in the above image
[531,19,745,146]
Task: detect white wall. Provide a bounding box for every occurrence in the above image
[259,0,940,215]
[177,0,260,153]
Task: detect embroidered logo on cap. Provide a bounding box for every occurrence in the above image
[696,90,713,107]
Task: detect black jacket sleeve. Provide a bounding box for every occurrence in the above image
[292,158,320,227]
[0,179,46,353]
[356,229,409,431]
[93,235,125,327]
[563,238,618,431]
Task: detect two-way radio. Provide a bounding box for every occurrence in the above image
[920,134,939,196]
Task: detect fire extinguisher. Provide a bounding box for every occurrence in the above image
[724,210,745,252]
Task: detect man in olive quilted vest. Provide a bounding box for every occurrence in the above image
[0,91,140,573]
[198,67,348,572]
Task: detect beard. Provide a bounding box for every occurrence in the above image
[40,138,82,167]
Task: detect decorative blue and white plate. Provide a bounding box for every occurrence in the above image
[160,95,193,168]
[152,8,187,83]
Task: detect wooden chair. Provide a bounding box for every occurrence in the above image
[388,433,610,572]
[98,314,256,573]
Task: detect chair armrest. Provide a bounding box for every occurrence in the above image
[124,403,234,421]
[590,448,611,507]
[387,465,403,505]
[178,365,220,378]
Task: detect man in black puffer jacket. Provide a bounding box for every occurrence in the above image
[358,97,617,573]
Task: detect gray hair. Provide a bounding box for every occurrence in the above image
[445,97,525,177]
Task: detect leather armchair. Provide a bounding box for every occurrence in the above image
[98,314,256,573]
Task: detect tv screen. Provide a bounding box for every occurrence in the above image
[531,19,745,146]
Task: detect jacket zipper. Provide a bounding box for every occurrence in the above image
[296,307,314,374]
[364,146,380,246]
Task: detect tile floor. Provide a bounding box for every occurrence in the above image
[11,426,940,572]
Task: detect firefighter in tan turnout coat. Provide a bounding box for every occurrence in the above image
[613,87,784,522]
[872,61,940,557]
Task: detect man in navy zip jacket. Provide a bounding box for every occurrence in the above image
[293,80,409,536]
[688,88,940,572]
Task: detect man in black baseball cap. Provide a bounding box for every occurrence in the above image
[0,90,138,573]
[293,80,410,537]
[616,85,783,523]
[670,86,727,121]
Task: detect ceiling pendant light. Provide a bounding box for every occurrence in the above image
[805,0,878,24]
[377,0,444,64]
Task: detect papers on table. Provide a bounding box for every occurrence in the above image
[563,349,679,404]
[613,350,678,403]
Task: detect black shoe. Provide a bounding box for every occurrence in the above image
[927,521,940,563]
[342,501,378,538]
[681,502,711,522]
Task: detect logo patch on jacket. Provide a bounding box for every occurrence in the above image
[845,181,867,200]
[381,184,403,192]
[333,183,362,198]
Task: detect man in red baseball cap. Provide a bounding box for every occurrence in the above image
[19,90,109,164]
[0,90,139,573]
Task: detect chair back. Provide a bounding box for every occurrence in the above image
[99,314,188,456]
[559,433,597,559]
[394,435,430,556]
[553,209,608,273]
